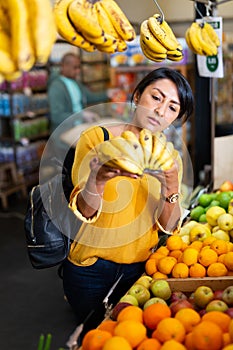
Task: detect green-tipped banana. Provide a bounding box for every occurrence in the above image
[149,132,167,169]
[147,16,178,51]
[140,20,167,54]
[139,128,153,168]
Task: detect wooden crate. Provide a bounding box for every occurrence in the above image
[167,276,233,293]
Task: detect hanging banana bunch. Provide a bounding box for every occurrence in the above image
[140,14,183,63]
[97,128,177,175]
[53,0,136,54]
[185,20,220,56]
[0,0,57,82]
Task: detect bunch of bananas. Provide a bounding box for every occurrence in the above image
[0,0,57,82]
[54,0,136,54]
[140,14,183,63]
[97,128,177,175]
[185,21,220,56]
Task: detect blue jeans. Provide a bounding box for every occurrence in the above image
[62,258,145,342]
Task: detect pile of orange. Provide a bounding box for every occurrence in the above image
[145,235,233,279]
[81,303,233,350]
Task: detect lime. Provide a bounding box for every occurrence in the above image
[190,205,205,221]
[198,193,213,207]
[199,213,207,223]
[216,192,231,210]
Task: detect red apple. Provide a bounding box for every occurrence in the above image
[205,299,228,312]
[225,307,233,318]
[111,302,132,320]
[222,286,233,306]
[170,299,194,316]
[199,309,207,317]
[170,291,188,303]
[128,283,151,306]
[213,290,224,300]
[193,286,214,309]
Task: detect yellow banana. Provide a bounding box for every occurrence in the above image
[147,16,178,51]
[83,32,116,48]
[154,14,182,50]
[188,22,205,56]
[185,27,200,55]
[0,3,10,35]
[0,73,4,83]
[121,130,145,167]
[100,0,136,42]
[95,1,119,39]
[68,0,103,39]
[95,41,118,53]
[116,39,127,52]
[7,0,35,71]
[0,30,16,74]
[106,157,144,175]
[160,157,174,171]
[203,21,220,47]
[139,128,153,168]
[167,52,184,62]
[140,20,167,54]
[110,136,143,168]
[25,0,57,65]
[98,140,124,163]
[140,37,167,62]
[153,141,174,170]
[4,70,22,81]
[149,132,167,169]
[53,0,95,52]
[200,23,218,56]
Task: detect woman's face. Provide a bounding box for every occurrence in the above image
[133,78,181,132]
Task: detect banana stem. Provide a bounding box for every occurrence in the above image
[152,0,164,22]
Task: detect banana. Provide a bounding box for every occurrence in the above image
[140,20,167,54]
[160,157,174,171]
[0,3,10,35]
[25,0,57,65]
[200,23,218,56]
[116,39,127,52]
[110,136,143,168]
[121,130,145,167]
[154,14,182,51]
[4,70,22,81]
[95,41,118,53]
[139,128,153,168]
[7,0,35,72]
[100,0,136,42]
[203,21,220,47]
[53,0,95,52]
[140,37,167,62]
[185,27,200,55]
[153,141,174,170]
[95,1,119,39]
[149,132,167,169]
[68,0,103,39]
[106,157,144,175]
[83,32,116,48]
[0,30,16,75]
[147,16,178,51]
[187,22,205,56]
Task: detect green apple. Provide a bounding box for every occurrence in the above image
[189,224,211,242]
[120,294,138,306]
[128,283,150,306]
[206,206,226,226]
[135,275,153,289]
[193,286,214,309]
[150,279,171,301]
[143,297,167,310]
[217,213,233,231]
[205,299,228,312]
[212,229,230,241]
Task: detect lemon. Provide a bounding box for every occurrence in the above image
[190,206,205,221]
[198,193,213,207]
[206,206,226,227]
[189,224,211,242]
[216,192,231,210]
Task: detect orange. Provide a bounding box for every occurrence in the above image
[117,305,143,323]
[189,263,206,277]
[145,258,157,276]
[207,262,228,277]
[160,340,187,350]
[210,239,228,255]
[166,235,183,251]
[189,240,203,252]
[152,317,186,343]
[202,312,231,333]
[169,249,183,261]
[198,248,218,266]
[202,236,217,246]
[136,337,161,350]
[184,332,195,350]
[148,252,166,265]
[222,345,233,350]
[114,320,147,348]
[181,247,199,266]
[98,320,118,335]
[181,241,189,251]
[143,302,171,330]
[157,256,177,275]
[171,262,189,278]
[174,307,201,333]
[155,246,170,256]
[222,332,231,347]
[82,329,112,350]
[191,320,223,350]
[152,271,167,279]
[102,336,132,350]
[229,319,233,342]
[224,252,233,270]
[218,253,226,263]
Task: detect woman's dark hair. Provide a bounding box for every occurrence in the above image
[131,67,194,123]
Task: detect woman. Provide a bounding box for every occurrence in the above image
[62,67,194,340]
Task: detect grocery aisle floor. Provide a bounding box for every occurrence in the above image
[0,193,77,350]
